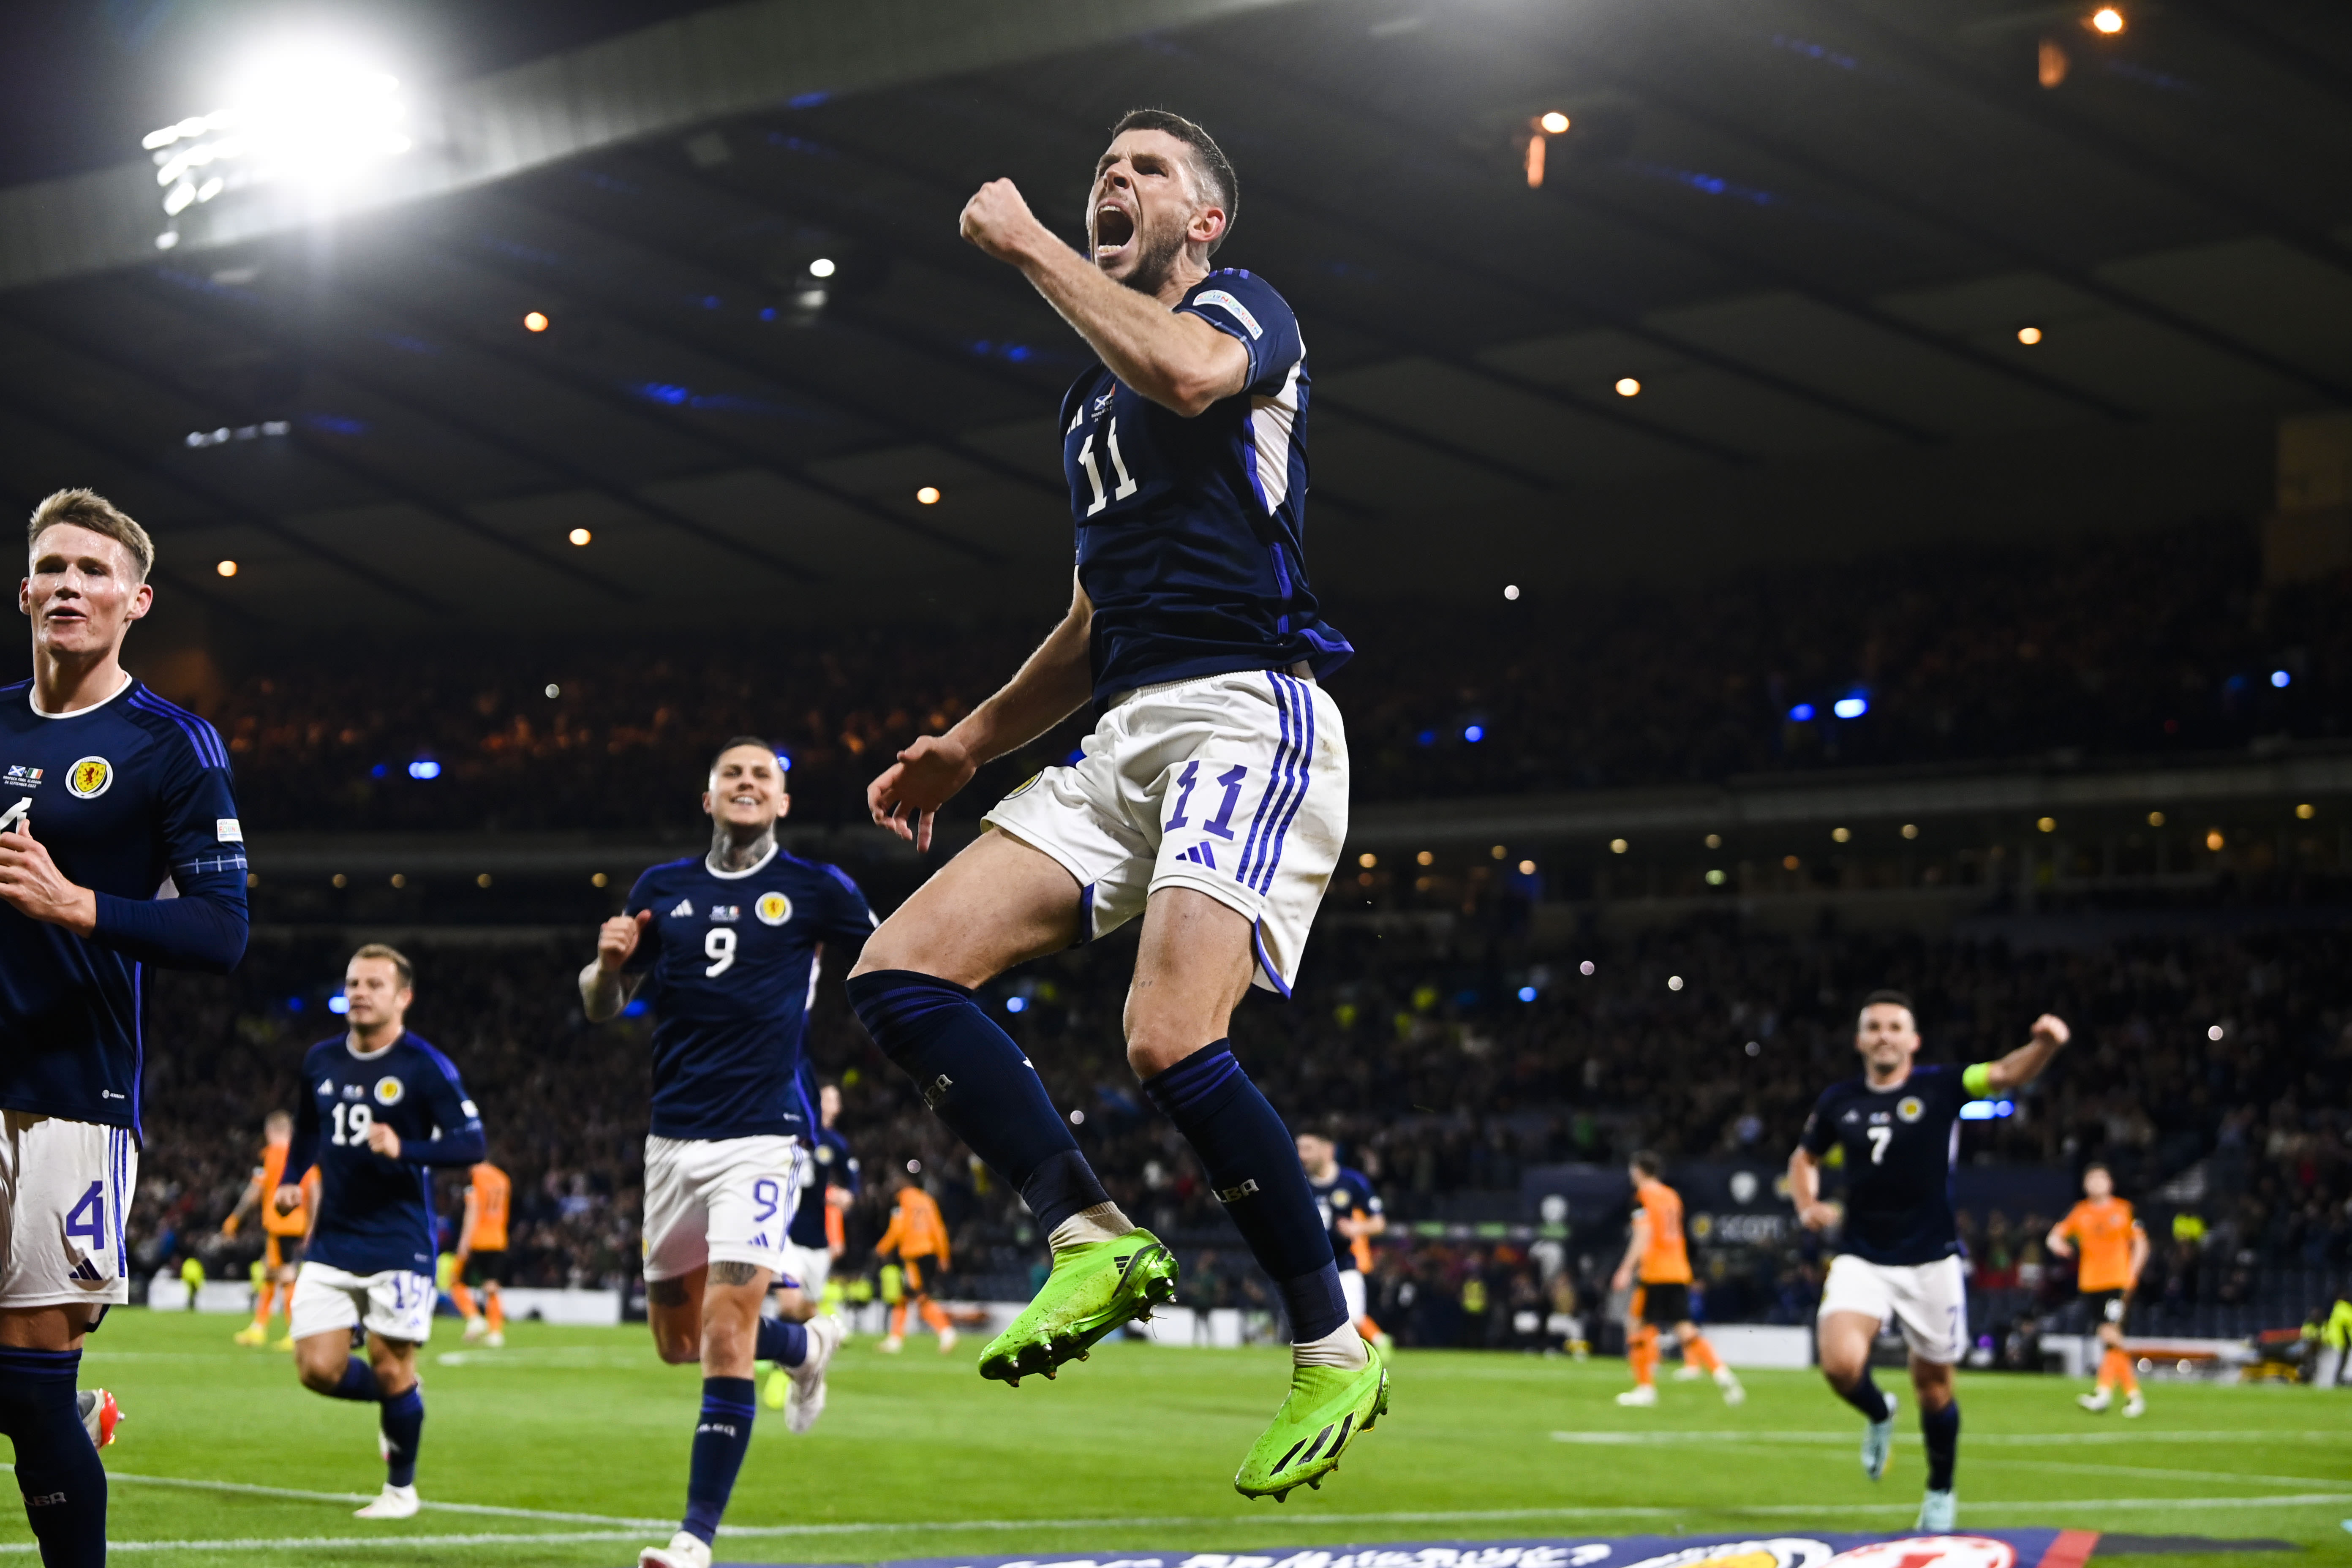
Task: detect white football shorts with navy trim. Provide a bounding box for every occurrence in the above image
[290,1260,438,1344]
[982,668,1348,996]
[1818,1252,1969,1365]
[0,1112,138,1309]
[642,1134,806,1283]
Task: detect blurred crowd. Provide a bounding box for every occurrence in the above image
[184,520,2349,835]
[135,911,2352,1336]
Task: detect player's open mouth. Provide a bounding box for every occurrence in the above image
[1094,203,1135,259]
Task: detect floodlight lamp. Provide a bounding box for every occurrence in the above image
[1538,112,1570,135]
[144,44,411,231]
[2090,7,2124,34]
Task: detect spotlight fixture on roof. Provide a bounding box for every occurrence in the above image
[2016,325,2043,345]
[2089,6,2124,34]
[215,559,238,577]
[1615,377,1641,397]
[524,311,549,333]
[916,486,941,505]
[808,257,837,279]
[1539,112,1570,135]
[568,528,592,546]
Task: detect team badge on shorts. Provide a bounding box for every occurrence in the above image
[1897,1096,1924,1123]
[66,757,112,799]
[373,1076,405,1106]
[755,892,793,926]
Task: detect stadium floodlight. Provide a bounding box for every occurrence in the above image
[2270,669,2291,687]
[1788,702,1816,722]
[1832,694,1868,719]
[328,994,350,1015]
[407,760,441,780]
[144,43,411,239]
[1958,1099,2016,1120]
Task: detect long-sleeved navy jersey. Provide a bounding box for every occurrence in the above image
[0,677,248,1135]
[286,1030,485,1276]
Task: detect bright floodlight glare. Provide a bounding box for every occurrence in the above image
[808,257,837,278]
[407,760,441,780]
[1503,584,1520,600]
[328,994,349,1015]
[1614,376,1641,397]
[1788,702,1816,722]
[1539,111,1570,135]
[2091,6,2124,33]
[144,44,411,229]
[2271,669,2291,687]
[1517,985,1538,1002]
[1833,694,1869,719]
[2017,326,2043,345]
[568,528,592,546]
[215,559,238,577]
[524,311,549,332]
[1005,996,1027,1013]
[916,486,942,505]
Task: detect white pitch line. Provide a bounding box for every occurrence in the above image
[1964,1455,2350,1490]
[1550,1428,2347,1446]
[7,1493,2348,1552]
[4,1465,667,1528]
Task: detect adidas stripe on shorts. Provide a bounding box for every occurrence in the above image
[983,667,1348,996]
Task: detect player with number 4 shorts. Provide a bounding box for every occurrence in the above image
[0,490,249,1567]
[850,108,1382,1503]
[1790,989,2071,1531]
[583,738,877,1568]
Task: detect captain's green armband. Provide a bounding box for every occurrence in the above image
[1962,1062,1993,1097]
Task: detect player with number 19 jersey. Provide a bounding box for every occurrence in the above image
[288,1032,484,1279]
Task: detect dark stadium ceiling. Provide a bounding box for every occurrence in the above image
[2,0,2350,631]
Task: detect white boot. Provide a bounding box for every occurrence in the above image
[354,1483,419,1519]
[639,1530,712,1568]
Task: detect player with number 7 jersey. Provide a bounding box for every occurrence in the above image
[581,737,877,1568]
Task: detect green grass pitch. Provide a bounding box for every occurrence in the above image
[10,1310,2348,1567]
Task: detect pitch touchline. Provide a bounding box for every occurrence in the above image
[13,1492,2351,1552]
[1550,1429,2344,1445]
[2,1466,666,1528]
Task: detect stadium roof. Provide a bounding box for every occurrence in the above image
[2,0,2348,631]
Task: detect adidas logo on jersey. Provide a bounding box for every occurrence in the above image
[670,898,694,917]
[1176,842,1219,870]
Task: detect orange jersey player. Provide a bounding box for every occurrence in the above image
[874,1178,955,1354]
[222,1110,313,1347]
[453,1161,512,1346]
[2047,1162,2150,1417]
[1611,1152,1741,1408]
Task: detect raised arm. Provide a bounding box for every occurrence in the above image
[868,574,1097,852]
[959,180,1248,417]
[1971,1013,2072,1094]
[580,909,651,1022]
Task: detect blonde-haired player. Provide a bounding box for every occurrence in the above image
[1611,1153,1741,1407]
[452,1160,512,1347]
[2048,1163,2148,1417]
[222,1110,311,1348]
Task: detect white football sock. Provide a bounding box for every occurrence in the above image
[1293,1322,1370,1369]
[1049,1202,1136,1249]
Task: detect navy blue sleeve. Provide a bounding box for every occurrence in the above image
[1799,1086,1842,1157]
[1177,271,1303,396]
[817,864,878,948]
[622,868,664,980]
[283,1051,321,1185]
[87,729,247,972]
[841,1150,861,1197]
[401,1050,485,1166]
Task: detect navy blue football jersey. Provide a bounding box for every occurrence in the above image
[623,847,876,1142]
[287,1030,485,1277]
[1309,1165,1382,1273]
[1799,1064,1973,1266]
[789,1124,858,1249]
[1064,269,1352,703]
[0,678,247,1134]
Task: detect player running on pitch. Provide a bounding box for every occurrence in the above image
[280,945,485,1519]
[2048,1162,2148,1417]
[851,108,1378,1501]
[452,1157,513,1347]
[222,1110,310,1348]
[874,1173,957,1354]
[582,739,877,1568]
[1,488,248,1563]
[1611,1152,1741,1408]
[1297,1133,1386,1344]
[779,1077,855,1311]
[1790,990,2070,1530]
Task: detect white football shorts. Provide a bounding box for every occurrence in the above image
[1818,1252,1969,1365]
[779,1240,833,1297]
[0,1112,138,1309]
[642,1134,805,1283]
[983,668,1348,996]
[1339,1267,1368,1326]
[289,1261,437,1344]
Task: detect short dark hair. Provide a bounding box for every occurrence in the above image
[1630,1150,1662,1179]
[2082,1160,2110,1177]
[709,735,787,779]
[1860,988,1915,1015]
[1109,108,1238,253]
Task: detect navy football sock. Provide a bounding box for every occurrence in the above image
[329,1357,382,1402]
[1921,1398,1960,1491]
[755,1317,807,1369]
[847,969,1109,1232]
[1141,1043,1346,1342]
[0,1347,106,1568]
[1838,1372,1891,1423]
[378,1386,425,1488]
[681,1377,756,1545]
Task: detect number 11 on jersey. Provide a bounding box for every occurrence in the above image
[1079,419,1140,515]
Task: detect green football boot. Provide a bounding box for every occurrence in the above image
[978,1229,1178,1385]
[1234,1339,1390,1500]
